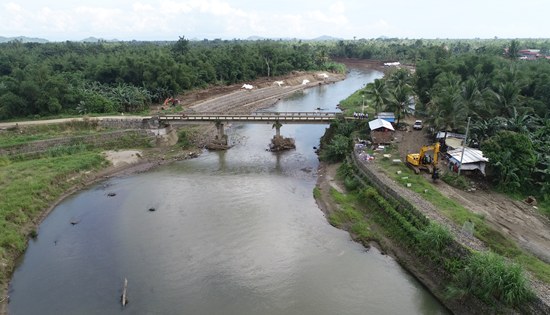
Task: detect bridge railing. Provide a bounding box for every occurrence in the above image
[181,111,342,116]
[157,112,343,121]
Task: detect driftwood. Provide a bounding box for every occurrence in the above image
[121,278,128,307]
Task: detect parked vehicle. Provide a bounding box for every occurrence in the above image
[413,120,423,130]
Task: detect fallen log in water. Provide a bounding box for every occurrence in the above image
[121,278,128,307]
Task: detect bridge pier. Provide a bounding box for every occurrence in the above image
[216,122,226,142]
[270,120,295,151]
[273,120,282,138]
[211,121,228,148]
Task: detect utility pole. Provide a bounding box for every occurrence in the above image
[458,117,471,175]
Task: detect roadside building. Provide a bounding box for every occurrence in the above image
[369,118,395,145]
[446,147,489,175]
[518,49,542,60]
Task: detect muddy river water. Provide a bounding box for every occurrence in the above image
[8,68,449,314]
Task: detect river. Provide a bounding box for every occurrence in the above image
[8,68,449,314]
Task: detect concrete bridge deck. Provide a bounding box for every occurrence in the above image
[157,112,343,124]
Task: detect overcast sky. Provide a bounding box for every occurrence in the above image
[1,0,549,41]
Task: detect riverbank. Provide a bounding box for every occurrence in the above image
[0,66,352,314]
[314,161,485,313]
[0,148,190,315]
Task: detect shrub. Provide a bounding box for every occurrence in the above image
[441,172,470,190]
[449,251,534,307]
[417,222,453,255]
[177,129,191,148]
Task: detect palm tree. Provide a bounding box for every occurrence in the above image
[491,82,521,118]
[507,40,520,60]
[364,78,389,115]
[427,82,468,142]
[460,78,485,119]
[388,68,412,90]
[387,85,412,126]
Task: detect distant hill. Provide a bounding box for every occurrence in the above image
[0,36,49,43]
[310,35,343,41]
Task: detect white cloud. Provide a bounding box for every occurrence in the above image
[1,2,28,33]
[1,0,550,40]
[36,7,75,32]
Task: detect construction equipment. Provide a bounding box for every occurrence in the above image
[406,142,440,175]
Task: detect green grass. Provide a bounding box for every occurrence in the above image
[337,90,376,118]
[0,120,111,148]
[313,187,321,199]
[538,199,550,219]
[375,154,550,283]
[448,251,535,307]
[325,188,374,242]
[0,151,107,285]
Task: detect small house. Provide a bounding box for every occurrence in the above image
[446,147,489,175]
[369,118,395,144]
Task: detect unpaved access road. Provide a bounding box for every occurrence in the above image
[394,116,550,264]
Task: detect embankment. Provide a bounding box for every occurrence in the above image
[314,151,549,314]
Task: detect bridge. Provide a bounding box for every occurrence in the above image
[156,111,342,124]
[155,112,344,144]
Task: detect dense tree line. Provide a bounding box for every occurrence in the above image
[0,38,342,119]
[327,37,550,64]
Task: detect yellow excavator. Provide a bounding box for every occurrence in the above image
[406,142,440,176]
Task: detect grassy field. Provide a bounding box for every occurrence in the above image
[0,121,158,289]
[0,119,112,148]
[0,152,107,285]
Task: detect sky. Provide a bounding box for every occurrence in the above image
[1,0,549,41]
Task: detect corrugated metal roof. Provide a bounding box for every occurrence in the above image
[376,112,396,123]
[436,131,465,139]
[369,118,395,131]
[447,147,488,164]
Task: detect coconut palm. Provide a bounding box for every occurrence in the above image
[387,85,412,126]
[427,82,468,142]
[388,68,412,90]
[364,78,389,115]
[461,78,486,119]
[491,82,522,118]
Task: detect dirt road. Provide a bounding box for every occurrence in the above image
[394,117,550,264]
